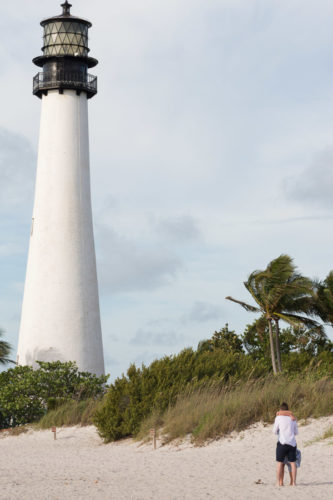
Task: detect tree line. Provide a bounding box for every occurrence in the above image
[0,254,332,436]
[226,254,333,374]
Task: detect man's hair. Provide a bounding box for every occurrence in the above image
[280,402,289,411]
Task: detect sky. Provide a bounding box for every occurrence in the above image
[1,0,333,380]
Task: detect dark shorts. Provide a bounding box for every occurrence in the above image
[276,442,297,463]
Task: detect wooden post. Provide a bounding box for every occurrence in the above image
[150,428,156,450]
[52,426,56,440]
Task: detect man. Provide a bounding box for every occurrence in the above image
[273,402,298,486]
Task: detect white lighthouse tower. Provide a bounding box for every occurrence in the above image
[17,2,105,375]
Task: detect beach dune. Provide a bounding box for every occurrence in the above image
[1,416,333,499]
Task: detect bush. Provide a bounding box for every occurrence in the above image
[94,329,333,443]
[94,347,267,442]
[0,361,108,428]
[139,372,333,443]
[0,365,45,427]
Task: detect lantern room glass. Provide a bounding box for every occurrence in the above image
[42,21,89,57]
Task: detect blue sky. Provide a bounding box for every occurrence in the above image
[1,0,333,379]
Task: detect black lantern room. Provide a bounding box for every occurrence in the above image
[33,2,97,99]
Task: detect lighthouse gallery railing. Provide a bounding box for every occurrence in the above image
[33,71,97,97]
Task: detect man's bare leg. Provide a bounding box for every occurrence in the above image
[290,462,297,486]
[276,462,284,486]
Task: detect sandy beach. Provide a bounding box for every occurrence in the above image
[1,416,333,500]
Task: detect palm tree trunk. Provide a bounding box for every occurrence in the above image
[274,319,282,372]
[268,319,277,374]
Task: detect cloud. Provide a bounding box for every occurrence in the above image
[249,215,333,226]
[146,317,175,327]
[96,225,183,294]
[181,301,223,324]
[145,301,223,328]
[130,328,185,346]
[152,215,201,243]
[284,149,333,209]
[0,127,35,213]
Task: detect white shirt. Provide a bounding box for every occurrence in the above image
[273,416,298,447]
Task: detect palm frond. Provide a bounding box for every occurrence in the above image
[275,312,324,333]
[244,280,265,310]
[225,296,260,313]
[0,329,13,365]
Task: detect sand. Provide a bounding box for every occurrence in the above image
[1,416,333,500]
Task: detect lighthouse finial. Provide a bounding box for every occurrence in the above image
[61,1,72,16]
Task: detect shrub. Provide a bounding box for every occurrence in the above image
[94,348,267,442]
[0,365,45,427]
[94,336,333,443]
[140,372,333,443]
[0,361,108,428]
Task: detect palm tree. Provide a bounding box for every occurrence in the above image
[226,272,278,374]
[0,329,13,366]
[263,255,323,371]
[313,272,333,326]
[226,255,322,374]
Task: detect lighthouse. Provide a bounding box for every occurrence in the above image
[17,2,105,375]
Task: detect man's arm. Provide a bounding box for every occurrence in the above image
[293,420,298,435]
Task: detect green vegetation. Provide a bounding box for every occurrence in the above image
[0,361,108,429]
[0,329,13,366]
[321,425,333,441]
[305,424,333,446]
[37,398,100,429]
[226,255,323,374]
[141,373,333,444]
[313,271,333,326]
[1,254,333,444]
[95,254,333,443]
[94,325,333,442]
[93,329,269,442]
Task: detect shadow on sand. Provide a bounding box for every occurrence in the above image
[299,482,333,487]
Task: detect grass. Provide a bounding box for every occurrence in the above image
[37,398,101,429]
[136,411,164,442]
[10,425,31,436]
[0,425,32,436]
[305,424,333,446]
[322,425,333,441]
[138,374,333,444]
